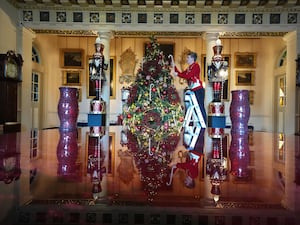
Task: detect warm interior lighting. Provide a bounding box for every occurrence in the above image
[218,68,228,80]
[279,88,285,97]
[213,195,220,202]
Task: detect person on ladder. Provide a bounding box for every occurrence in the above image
[170,51,207,125]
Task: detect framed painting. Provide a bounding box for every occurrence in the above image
[235,70,255,86]
[202,54,231,101]
[144,42,174,63]
[62,70,81,86]
[87,56,116,99]
[60,49,84,69]
[234,52,256,68]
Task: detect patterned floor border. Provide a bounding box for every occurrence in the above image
[2,200,298,225]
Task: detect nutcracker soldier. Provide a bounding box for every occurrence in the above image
[88,37,108,128]
[89,37,108,95]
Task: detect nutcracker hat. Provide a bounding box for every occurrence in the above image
[95,37,104,47]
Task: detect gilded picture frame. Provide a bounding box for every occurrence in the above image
[144,42,174,63]
[234,52,256,68]
[60,48,84,69]
[62,70,81,86]
[235,70,255,86]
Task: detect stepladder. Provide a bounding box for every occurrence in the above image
[183,90,206,129]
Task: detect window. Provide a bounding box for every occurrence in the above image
[278,49,286,67]
[32,47,40,63]
[31,72,39,102]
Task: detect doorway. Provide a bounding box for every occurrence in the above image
[31,71,41,130]
[274,75,286,133]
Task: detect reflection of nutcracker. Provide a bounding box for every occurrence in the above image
[206,138,227,202]
[89,37,108,97]
[0,134,21,184]
[87,136,106,200]
[90,166,106,200]
[0,152,21,184]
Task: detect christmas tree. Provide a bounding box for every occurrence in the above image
[122,36,184,202]
[123,36,184,140]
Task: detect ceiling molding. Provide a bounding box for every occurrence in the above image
[31,29,288,38]
[7,0,300,12]
[220,31,288,37]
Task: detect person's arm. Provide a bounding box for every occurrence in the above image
[175,63,200,81]
[176,161,188,170]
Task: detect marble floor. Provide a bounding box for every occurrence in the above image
[0,125,300,225]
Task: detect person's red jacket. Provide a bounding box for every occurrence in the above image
[176,152,203,179]
[175,62,203,91]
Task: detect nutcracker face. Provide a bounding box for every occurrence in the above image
[95,43,104,53]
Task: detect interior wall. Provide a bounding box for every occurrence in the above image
[0,6,17,52]
[0,8,20,219]
[33,34,286,131]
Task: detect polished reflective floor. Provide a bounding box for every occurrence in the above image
[0,125,300,225]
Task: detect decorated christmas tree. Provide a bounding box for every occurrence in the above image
[122,36,184,202]
[122,36,184,139]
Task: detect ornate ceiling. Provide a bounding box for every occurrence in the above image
[7,0,300,10]
[4,0,300,37]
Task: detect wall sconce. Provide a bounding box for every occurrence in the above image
[121,86,130,102]
[120,129,128,145]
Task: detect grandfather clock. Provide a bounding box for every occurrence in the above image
[0,51,23,126]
